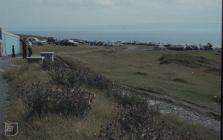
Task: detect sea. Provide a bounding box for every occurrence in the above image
[16,29,221,47]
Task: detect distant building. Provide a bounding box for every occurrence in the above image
[0,27,21,57]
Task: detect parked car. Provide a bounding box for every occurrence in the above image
[165,44,185,51]
[26,37,47,46]
[59,39,79,46]
[47,37,57,44]
[202,43,213,50]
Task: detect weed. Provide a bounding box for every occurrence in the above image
[96,102,202,140]
[172,78,191,84]
[159,54,212,68]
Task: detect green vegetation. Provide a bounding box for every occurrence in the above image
[33,45,221,112]
[159,54,212,68]
[3,60,117,140]
[2,45,221,140]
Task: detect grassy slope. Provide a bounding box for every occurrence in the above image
[2,49,220,140]
[3,60,117,140]
[33,45,221,112]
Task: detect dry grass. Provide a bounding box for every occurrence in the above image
[2,46,221,140]
[32,45,221,112]
[3,59,117,140]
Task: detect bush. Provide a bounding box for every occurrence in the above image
[46,62,70,85]
[87,73,112,89]
[159,54,212,68]
[44,57,112,89]
[18,81,95,118]
[96,101,202,140]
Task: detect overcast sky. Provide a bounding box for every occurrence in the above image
[0,0,221,31]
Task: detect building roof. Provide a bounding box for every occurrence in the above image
[2,31,20,38]
[0,27,19,38]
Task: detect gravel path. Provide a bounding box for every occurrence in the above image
[57,56,221,131]
[0,57,11,135]
[119,85,221,131]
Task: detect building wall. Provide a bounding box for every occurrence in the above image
[0,27,2,40]
[0,28,3,56]
[0,30,21,56]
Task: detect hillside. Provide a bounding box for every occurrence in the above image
[2,44,221,140]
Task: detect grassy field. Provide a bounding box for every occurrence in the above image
[2,44,221,140]
[33,45,221,112]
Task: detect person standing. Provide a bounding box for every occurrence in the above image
[20,38,27,59]
[12,45,15,57]
[27,39,33,57]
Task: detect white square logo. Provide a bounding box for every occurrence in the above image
[4,122,18,136]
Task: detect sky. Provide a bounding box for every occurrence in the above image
[0,0,222,31]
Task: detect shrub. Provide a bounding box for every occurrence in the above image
[172,78,191,85]
[87,73,112,89]
[159,54,212,68]
[96,102,202,140]
[133,72,147,76]
[44,57,112,89]
[18,81,95,118]
[47,62,69,85]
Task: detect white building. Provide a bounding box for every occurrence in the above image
[0,27,21,57]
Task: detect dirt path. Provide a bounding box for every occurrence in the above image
[0,57,11,135]
[120,85,221,131]
[55,55,221,131]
